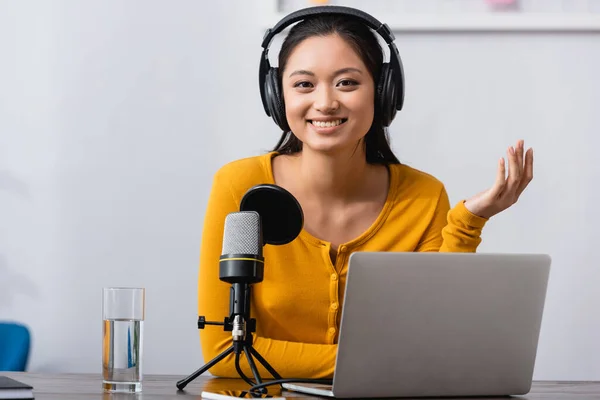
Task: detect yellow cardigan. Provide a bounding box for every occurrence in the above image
[197,152,487,379]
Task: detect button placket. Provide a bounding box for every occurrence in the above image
[328,245,349,343]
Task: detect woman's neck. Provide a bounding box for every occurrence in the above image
[291,147,371,203]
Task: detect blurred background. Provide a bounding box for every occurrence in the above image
[0,0,598,380]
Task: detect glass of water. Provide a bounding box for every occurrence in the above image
[102,287,145,393]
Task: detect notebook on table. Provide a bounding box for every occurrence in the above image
[0,375,34,399]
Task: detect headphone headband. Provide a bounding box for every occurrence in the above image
[261,5,395,49]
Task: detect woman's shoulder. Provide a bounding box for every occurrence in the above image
[212,152,276,193]
[389,162,446,194]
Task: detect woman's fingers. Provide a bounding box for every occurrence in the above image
[498,140,527,205]
[489,157,507,198]
[515,140,525,172]
[517,147,534,196]
[506,146,519,190]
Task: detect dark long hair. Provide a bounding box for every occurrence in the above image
[271,14,400,165]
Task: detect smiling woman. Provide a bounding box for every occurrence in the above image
[281,34,375,155]
[196,5,534,380]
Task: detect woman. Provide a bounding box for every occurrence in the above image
[197,8,533,380]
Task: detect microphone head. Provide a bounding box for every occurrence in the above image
[240,184,303,245]
[222,211,263,256]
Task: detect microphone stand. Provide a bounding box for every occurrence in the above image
[176,281,282,390]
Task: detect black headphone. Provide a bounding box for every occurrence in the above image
[259,5,405,132]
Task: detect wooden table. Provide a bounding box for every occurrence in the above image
[2,372,600,399]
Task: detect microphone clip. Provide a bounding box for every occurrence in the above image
[197,316,257,338]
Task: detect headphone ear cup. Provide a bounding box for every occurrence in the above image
[377,63,397,127]
[265,68,289,131]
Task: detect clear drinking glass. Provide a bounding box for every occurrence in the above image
[102,287,145,393]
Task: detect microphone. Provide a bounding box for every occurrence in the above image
[218,185,303,341]
[219,211,265,286]
[176,184,302,390]
[219,211,264,339]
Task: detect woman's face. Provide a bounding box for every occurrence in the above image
[281,34,375,155]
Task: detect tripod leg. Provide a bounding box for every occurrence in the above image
[248,346,283,380]
[176,344,235,390]
[243,345,264,385]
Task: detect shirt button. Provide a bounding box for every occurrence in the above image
[331,274,338,281]
[328,327,336,335]
[339,245,347,253]
[331,302,339,310]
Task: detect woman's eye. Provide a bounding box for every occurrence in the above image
[338,79,358,87]
[294,81,313,88]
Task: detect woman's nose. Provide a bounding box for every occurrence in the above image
[313,86,339,114]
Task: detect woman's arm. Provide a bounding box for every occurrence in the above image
[415,186,487,253]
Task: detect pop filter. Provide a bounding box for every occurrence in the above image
[240,184,304,245]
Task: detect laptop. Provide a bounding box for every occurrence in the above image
[282,252,551,398]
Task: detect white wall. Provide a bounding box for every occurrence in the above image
[0,0,598,381]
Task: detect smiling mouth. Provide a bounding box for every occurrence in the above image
[307,118,348,128]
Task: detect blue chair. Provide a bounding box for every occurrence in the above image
[0,322,31,371]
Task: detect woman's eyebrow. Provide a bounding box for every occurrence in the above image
[288,69,314,78]
[288,67,363,78]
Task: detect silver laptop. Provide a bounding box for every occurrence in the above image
[283,252,551,398]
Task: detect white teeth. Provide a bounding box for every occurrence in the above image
[311,119,343,128]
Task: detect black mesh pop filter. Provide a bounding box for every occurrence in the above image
[240,184,304,245]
